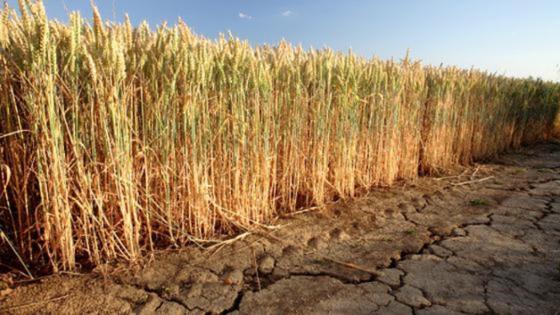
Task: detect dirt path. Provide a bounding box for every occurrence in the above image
[1,143,560,315]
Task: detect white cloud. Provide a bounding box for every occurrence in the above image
[238,12,252,19]
[281,10,293,17]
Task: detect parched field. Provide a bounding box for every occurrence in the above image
[1,2,560,314]
[2,142,560,314]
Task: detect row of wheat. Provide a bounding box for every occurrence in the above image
[0,1,559,272]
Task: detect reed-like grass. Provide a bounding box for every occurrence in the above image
[1,1,559,272]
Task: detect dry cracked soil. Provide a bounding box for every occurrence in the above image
[1,142,560,314]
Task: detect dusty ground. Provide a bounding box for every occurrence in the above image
[1,142,560,315]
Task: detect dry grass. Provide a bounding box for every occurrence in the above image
[1,1,559,272]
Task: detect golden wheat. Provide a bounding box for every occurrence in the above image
[0,1,559,272]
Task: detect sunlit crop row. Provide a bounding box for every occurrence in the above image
[1,1,558,271]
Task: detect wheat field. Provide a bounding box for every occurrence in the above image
[0,1,559,272]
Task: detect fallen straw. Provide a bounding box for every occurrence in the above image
[0,294,72,312]
[451,176,495,186]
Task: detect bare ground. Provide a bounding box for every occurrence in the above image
[1,143,560,315]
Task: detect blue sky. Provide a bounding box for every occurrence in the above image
[8,0,560,81]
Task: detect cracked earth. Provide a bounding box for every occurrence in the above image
[2,142,560,314]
